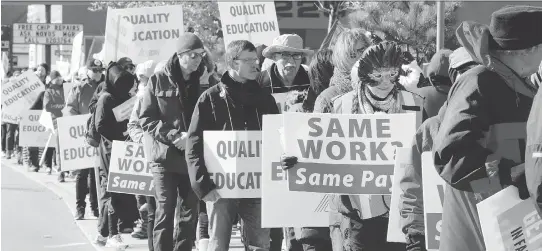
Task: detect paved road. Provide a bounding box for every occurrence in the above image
[1,165,95,251]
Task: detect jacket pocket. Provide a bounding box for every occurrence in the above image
[142,131,169,163]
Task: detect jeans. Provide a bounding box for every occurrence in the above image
[207,198,270,251]
[152,169,198,251]
[75,168,98,213]
[270,228,284,251]
[44,147,55,168]
[199,200,209,240]
[5,123,18,151]
[330,213,406,251]
[119,193,138,229]
[27,147,40,167]
[147,196,156,251]
[97,175,122,237]
[1,124,6,152]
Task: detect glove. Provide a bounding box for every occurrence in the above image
[405,234,427,251]
[280,155,298,170]
[499,162,529,200]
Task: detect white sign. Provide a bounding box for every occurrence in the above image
[13,23,83,45]
[69,31,84,77]
[261,114,330,228]
[203,131,262,198]
[19,110,56,147]
[387,147,410,243]
[422,152,445,251]
[104,5,184,64]
[113,96,137,122]
[57,114,99,171]
[1,70,45,122]
[218,2,280,47]
[107,141,154,196]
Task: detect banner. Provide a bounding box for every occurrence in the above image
[261,114,330,228]
[57,114,99,171]
[13,23,83,45]
[19,110,55,147]
[1,70,45,123]
[107,141,154,196]
[387,147,411,243]
[69,31,84,77]
[478,186,542,251]
[284,113,417,194]
[113,96,137,122]
[218,2,280,47]
[203,131,262,198]
[105,5,184,64]
[422,152,445,251]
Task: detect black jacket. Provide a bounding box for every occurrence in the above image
[258,63,311,94]
[186,72,279,199]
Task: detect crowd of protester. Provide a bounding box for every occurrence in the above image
[2,4,542,251]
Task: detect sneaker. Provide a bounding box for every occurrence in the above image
[58,173,65,183]
[106,234,128,250]
[94,234,107,246]
[120,227,134,234]
[46,168,52,175]
[130,228,148,239]
[75,210,84,220]
[28,165,39,172]
[198,238,209,251]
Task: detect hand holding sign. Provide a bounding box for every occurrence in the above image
[173,132,188,151]
[202,189,221,203]
[280,155,298,170]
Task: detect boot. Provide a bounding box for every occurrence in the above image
[6,150,12,159]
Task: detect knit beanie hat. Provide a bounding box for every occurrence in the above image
[176,33,204,54]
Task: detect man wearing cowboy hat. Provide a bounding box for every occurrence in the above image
[432,5,542,251]
[258,34,313,95]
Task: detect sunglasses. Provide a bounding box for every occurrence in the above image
[277,53,303,60]
[187,51,206,59]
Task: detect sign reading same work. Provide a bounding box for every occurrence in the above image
[13,23,83,45]
[2,70,45,124]
[284,113,416,195]
[204,131,262,198]
[57,114,99,171]
[218,2,280,47]
[107,141,154,196]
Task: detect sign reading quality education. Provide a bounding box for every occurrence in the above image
[13,23,83,45]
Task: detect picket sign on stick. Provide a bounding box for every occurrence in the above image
[203,131,262,198]
[261,114,330,228]
[19,110,56,147]
[283,113,417,195]
[422,152,445,251]
[107,141,154,196]
[57,114,100,171]
[38,110,57,167]
[1,70,45,123]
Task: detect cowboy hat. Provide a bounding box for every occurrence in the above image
[262,34,314,59]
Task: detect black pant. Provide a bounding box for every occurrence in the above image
[147,196,156,251]
[301,239,333,251]
[198,200,209,240]
[27,147,40,167]
[6,123,18,151]
[152,169,198,251]
[118,193,138,229]
[1,124,6,152]
[44,147,55,168]
[270,228,285,251]
[76,168,98,213]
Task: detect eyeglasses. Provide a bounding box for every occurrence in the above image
[91,69,101,73]
[235,58,260,64]
[187,51,206,59]
[277,53,303,60]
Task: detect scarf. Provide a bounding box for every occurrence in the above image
[352,84,401,114]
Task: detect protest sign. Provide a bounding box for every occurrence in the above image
[478,186,542,251]
[387,147,411,243]
[203,131,262,198]
[69,31,84,77]
[218,2,280,47]
[422,152,445,251]
[107,141,154,196]
[19,110,55,147]
[113,96,137,122]
[105,5,184,64]
[57,114,99,171]
[261,114,330,228]
[1,70,45,123]
[62,81,73,101]
[284,113,417,195]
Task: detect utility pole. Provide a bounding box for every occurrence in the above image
[436,1,445,51]
[45,4,51,67]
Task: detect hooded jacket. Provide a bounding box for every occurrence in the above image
[43,82,65,120]
[94,64,133,142]
[63,75,104,116]
[526,82,542,212]
[138,53,203,174]
[433,21,537,251]
[186,72,279,199]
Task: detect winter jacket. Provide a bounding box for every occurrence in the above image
[138,53,204,174]
[313,69,353,113]
[258,63,311,94]
[399,115,442,250]
[330,89,424,221]
[433,21,536,251]
[43,83,65,120]
[62,75,104,116]
[414,85,449,119]
[526,86,542,212]
[186,72,279,199]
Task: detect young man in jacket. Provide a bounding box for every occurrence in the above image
[63,59,105,220]
[138,33,211,251]
[433,6,542,251]
[186,40,279,251]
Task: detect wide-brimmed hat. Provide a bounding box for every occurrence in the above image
[262,34,314,58]
[489,5,542,50]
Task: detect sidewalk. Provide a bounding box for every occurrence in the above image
[2,158,245,251]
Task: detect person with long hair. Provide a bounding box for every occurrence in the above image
[300,48,334,112]
[313,28,371,113]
